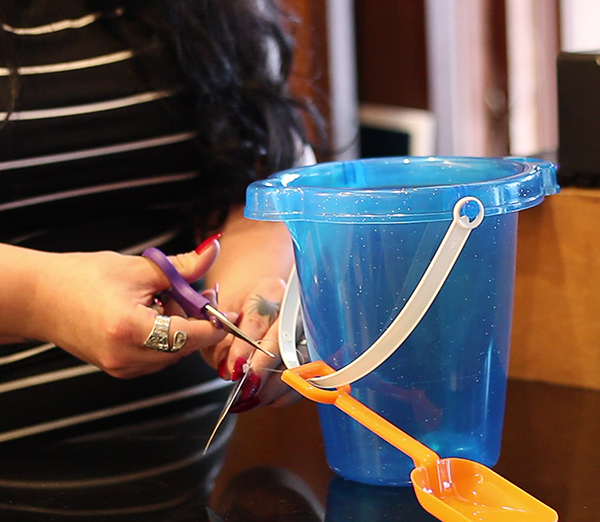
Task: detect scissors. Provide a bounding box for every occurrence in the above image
[142,247,274,359]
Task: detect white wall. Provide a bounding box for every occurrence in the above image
[505,0,558,156]
[326,0,360,160]
[426,0,561,157]
[425,0,489,156]
[561,0,600,52]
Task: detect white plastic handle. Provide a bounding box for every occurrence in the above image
[278,197,485,388]
[279,266,304,370]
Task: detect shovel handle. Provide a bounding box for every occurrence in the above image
[282,361,440,470]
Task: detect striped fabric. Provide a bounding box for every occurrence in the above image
[0,2,232,443]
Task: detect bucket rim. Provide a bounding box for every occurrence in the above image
[245,156,560,223]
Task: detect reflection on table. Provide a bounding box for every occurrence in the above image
[0,379,597,521]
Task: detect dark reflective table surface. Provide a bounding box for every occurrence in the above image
[0,379,597,521]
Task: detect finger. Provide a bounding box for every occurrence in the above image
[200,288,217,308]
[228,365,301,413]
[210,328,277,384]
[135,308,229,364]
[169,236,221,283]
[198,311,240,370]
[162,299,185,317]
[230,278,286,362]
[223,323,283,413]
[215,283,284,383]
[240,279,285,334]
[158,283,219,319]
[242,351,301,408]
[143,237,221,290]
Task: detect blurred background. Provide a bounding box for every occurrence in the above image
[286,0,600,159]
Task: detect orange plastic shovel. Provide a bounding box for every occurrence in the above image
[282,361,558,522]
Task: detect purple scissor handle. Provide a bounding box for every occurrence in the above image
[142,247,274,358]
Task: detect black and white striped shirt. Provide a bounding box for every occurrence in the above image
[0,2,232,444]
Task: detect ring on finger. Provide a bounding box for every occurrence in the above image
[143,315,187,353]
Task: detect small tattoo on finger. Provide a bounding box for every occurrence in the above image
[248,295,280,324]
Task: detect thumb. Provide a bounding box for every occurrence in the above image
[169,235,221,283]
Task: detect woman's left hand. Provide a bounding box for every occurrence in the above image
[201,208,300,412]
[208,277,297,412]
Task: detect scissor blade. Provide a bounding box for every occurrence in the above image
[204,304,275,358]
[204,369,250,453]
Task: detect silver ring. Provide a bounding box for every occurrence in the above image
[143,315,187,353]
[172,330,188,352]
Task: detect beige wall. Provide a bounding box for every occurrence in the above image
[510,188,600,390]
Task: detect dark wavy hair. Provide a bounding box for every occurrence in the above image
[1,0,322,227]
[156,1,318,221]
[128,0,322,228]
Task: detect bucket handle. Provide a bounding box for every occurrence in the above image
[278,196,485,388]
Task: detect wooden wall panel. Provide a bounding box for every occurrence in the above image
[354,0,429,110]
[282,0,331,154]
[510,189,600,390]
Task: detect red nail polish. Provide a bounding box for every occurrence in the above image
[195,233,223,255]
[240,373,262,401]
[235,311,244,327]
[217,358,229,380]
[230,396,260,414]
[231,357,247,382]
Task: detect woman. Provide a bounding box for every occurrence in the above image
[0,0,317,445]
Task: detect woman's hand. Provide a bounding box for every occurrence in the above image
[206,277,298,412]
[202,207,300,411]
[0,241,231,378]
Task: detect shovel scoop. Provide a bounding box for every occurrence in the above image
[282,361,558,522]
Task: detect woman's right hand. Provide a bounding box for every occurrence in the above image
[0,241,232,378]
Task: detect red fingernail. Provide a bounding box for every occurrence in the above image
[230,396,260,414]
[195,233,223,255]
[231,357,247,382]
[217,358,229,380]
[240,373,262,401]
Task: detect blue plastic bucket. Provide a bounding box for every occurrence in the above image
[245,157,559,486]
